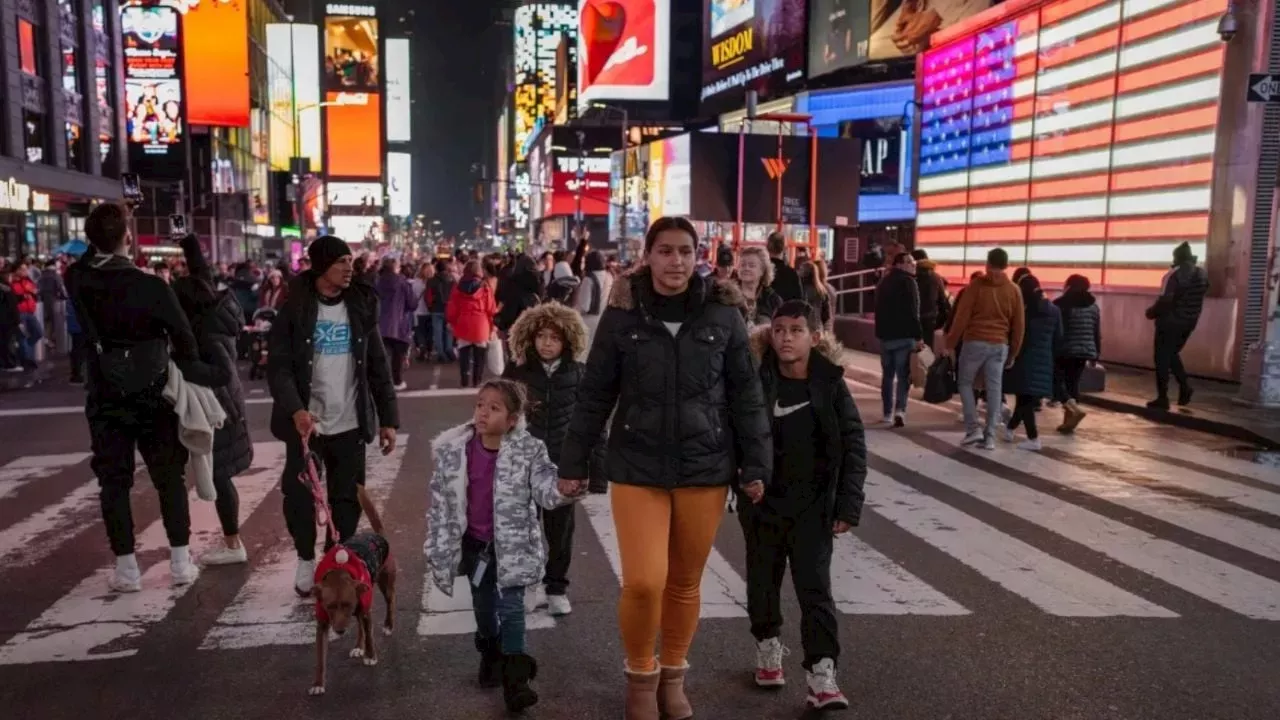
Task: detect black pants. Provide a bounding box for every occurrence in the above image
[384,337,408,385]
[213,472,241,536]
[88,393,190,556]
[1154,324,1192,399]
[737,499,840,669]
[458,344,488,387]
[69,332,87,382]
[920,316,938,349]
[0,323,16,369]
[1055,357,1087,402]
[540,504,575,595]
[280,429,366,561]
[1007,393,1039,440]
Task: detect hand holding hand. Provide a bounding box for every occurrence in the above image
[557,478,586,497]
[742,480,765,505]
[832,520,853,535]
[378,427,397,455]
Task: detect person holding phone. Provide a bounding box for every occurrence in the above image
[266,235,400,597]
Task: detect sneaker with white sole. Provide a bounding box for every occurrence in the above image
[201,545,248,566]
[525,584,548,613]
[1018,438,1043,451]
[295,558,317,596]
[1000,426,1016,443]
[547,594,572,616]
[961,430,984,446]
[881,414,893,425]
[982,436,996,451]
[170,546,200,586]
[109,554,142,593]
[805,658,849,710]
[754,637,788,687]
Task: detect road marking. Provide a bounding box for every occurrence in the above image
[831,532,970,616]
[876,432,1280,620]
[932,432,1280,563]
[199,437,408,650]
[865,470,1174,617]
[0,480,102,566]
[0,389,479,418]
[1135,440,1280,488]
[0,453,90,499]
[418,577,558,636]
[0,443,289,664]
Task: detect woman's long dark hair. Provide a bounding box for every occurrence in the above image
[1019,274,1048,316]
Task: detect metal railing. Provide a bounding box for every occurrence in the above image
[828,266,882,315]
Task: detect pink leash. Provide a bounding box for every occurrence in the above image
[300,437,338,546]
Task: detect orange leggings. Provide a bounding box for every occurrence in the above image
[611,483,728,671]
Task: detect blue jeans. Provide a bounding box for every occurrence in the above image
[19,312,43,367]
[958,340,1009,439]
[879,338,915,417]
[472,560,527,655]
[431,312,455,361]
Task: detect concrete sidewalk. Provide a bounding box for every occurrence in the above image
[841,347,1280,449]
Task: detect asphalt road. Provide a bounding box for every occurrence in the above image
[0,359,1277,720]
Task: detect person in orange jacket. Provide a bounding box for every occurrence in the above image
[446,259,498,387]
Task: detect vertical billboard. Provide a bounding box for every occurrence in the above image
[914,0,1228,289]
[513,3,578,162]
[808,0,991,77]
[324,92,382,178]
[182,0,250,127]
[576,0,670,113]
[496,108,510,219]
[265,23,295,170]
[292,24,323,172]
[385,38,411,142]
[387,152,412,216]
[121,4,182,164]
[325,14,379,90]
[701,0,806,112]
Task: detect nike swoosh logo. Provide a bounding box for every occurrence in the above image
[774,401,810,417]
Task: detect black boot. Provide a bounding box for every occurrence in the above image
[501,653,539,712]
[475,635,501,688]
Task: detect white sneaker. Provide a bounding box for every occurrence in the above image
[109,554,142,593]
[201,545,248,566]
[394,381,408,391]
[547,594,572,616]
[295,558,317,596]
[1000,426,1016,443]
[1018,438,1043,452]
[525,584,548,613]
[961,430,984,446]
[754,637,788,687]
[881,415,893,425]
[805,658,849,710]
[981,436,996,451]
[170,546,200,586]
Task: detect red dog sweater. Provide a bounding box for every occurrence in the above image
[313,532,390,623]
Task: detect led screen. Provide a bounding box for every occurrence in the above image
[387,152,412,216]
[513,3,577,162]
[182,0,249,126]
[122,5,181,156]
[577,0,670,112]
[325,15,379,91]
[324,91,382,178]
[701,0,806,111]
[385,38,411,142]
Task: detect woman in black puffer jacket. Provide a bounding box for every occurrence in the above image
[558,216,771,720]
[173,235,253,565]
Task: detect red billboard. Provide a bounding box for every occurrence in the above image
[545,155,612,217]
[576,0,670,113]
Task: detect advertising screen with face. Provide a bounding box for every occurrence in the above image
[325,16,379,91]
[867,0,990,60]
[577,0,670,113]
[122,5,182,156]
[701,0,806,112]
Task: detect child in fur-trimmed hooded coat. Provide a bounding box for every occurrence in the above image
[425,379,585,713]
[501,301,590,617]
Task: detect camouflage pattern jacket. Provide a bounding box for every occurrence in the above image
[425,419,571,595]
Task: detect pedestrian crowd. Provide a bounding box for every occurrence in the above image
[48,198,1210,718]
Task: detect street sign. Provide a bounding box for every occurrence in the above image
[1247,74,1280,103]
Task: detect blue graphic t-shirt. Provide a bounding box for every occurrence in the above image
[308,300,359,435]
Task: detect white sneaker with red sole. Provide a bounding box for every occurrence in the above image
[754,637,788,687]
[805,658,849,710]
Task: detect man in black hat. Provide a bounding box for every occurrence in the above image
[1145,241,1209,410]
[267,235,400,595]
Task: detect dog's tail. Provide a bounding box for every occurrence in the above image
[357,485,384,536]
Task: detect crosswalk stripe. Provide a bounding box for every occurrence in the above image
[199,436,409,650]
[932,432,1280,563]
[831,533,970,615]
[865,469,1175,617]
[1042,436,1280,517]
[0,442,290,665]
[0,452,90,499]
[418,578,559,636]
[876,431,1280,620]
[0,479,102,567]
[1134,439,1280,488]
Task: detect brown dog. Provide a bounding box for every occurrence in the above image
[309,485,398,696]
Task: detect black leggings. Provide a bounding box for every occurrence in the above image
[384,337,409,385]
[212,473,241,536]
[458,344,488,387]
[1056,357,1088,402]
[1007,394,1040,440]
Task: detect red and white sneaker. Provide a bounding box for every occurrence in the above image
[805,658,849,710]
[754,637,788,687]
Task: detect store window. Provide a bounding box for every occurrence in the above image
[66,123,84,171]
[24,111,47,164]
[18,20,39,75]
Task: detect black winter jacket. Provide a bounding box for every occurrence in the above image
[502,302,590,466]
[266,272,399,444]
[744,284,784,326]
[769,257,804,302]
[1148,263,1208,330]
[1054,290,1100,360]
[197,291,254,480]
[746,327,867,526]
[559,268,772,490]
[874,268,923,341]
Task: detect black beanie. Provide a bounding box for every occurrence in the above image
[1172,241,1194,264]
[308,235,352,274]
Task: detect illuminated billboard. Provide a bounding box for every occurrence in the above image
[326,181,383,207]
[387,152,411,216]
[513,3,577,162]
[122,5,182,158]
[325,15,379,91]
[182,0,249,127]
[292,24,323,172]
[329,215,383,246]
[265,23,295,170]
[385,38,411,142]
[324,91,382,178]
[701,0,806,111]
[808,0,992,77]
[577,0,670,112]
[915,0,1228,289]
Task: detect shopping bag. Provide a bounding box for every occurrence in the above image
[911,346,935,387]
[923,355,957,404]
[485,332,505,377]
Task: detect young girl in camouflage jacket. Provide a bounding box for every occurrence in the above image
[425,379,585,713]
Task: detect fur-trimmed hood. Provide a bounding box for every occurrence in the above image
[506,301,589,363]
[607,266,747,313]
[748,324,847,369]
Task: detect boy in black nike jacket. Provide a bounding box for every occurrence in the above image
[737,300,866,712]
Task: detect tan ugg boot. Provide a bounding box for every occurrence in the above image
[624,662,661,720]
[658,663,693,720]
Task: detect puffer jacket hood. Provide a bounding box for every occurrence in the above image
[1055,289,1096,309]
[507,301,589,363]
[200,290,245,339]
[458,275,485,294]
[607,266,747,313]
[748,324,846,368]
[916,258,938,273]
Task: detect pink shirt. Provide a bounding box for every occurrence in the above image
[465,432,499,541]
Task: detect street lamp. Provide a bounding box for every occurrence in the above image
[589,102,629,260]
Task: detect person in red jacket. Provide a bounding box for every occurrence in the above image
[446,259,498,387]
[9,258,42,369]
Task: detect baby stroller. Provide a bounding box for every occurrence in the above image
[245,307,277,380]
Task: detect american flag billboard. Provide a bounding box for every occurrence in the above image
[915,0,1228,289]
